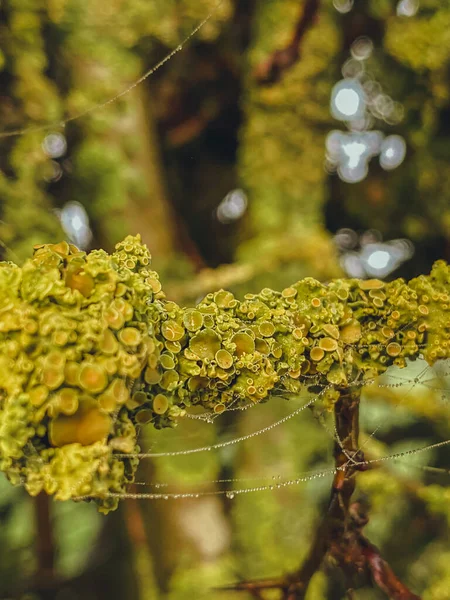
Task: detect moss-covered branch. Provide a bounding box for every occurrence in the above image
[0,235,449,512]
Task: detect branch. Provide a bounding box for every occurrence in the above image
[0,236,449,513]
[217,389,422,599]
[294,389,363,596]
[216,389,363,598]
[165,231,341,303]
[32,493,60,599]
[361,539,421,600]
[254,0,321,85]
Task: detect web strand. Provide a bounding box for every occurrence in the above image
[116,396,317,459]
[104,356,450,502]
[73,437,450,502]
[0,0,225,139]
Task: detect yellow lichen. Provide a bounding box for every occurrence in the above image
[0,235,449,513]
[153,393,169,414]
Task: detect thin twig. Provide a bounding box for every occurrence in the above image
[33,493,60,599]
[254,0,321,85]
[361,539,421,600]
[218,388,422,599]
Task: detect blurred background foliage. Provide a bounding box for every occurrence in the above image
[1,0,450,598]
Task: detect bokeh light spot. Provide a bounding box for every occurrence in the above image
[216,189,248,224]
[331,80,366,121]
[367,249,390,270]
[380,135,406,170]
[59,201,92,249]
[333,0,354,13]
[42,133,67,159]
[351,37,374,61]
[397,0,419,17]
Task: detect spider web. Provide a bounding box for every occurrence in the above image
[76,344,450,504]
[97,308,450,504]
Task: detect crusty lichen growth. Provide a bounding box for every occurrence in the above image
[0,235,449,512]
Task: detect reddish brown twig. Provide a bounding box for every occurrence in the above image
[254,0,321,85]
[217,388,422,599]
[361,540,421,600]
[329,500,421,600]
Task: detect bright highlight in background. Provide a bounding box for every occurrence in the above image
[333,0,353,13]
[366,249,391,270]
[42,133,67,159]
[331,79,366,121]
[335,229,415,279]
[216,189,248,224]
[360,242,414,277]
[326,129,406,183]
[351,37,374,61]
[58,201,92,250]
[380,135,407,170]
[338,162,368,184]
[326,130,382,183]
[397,0,419,17]
[342,140,368,169]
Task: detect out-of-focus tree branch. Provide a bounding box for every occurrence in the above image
[254,0,321,85]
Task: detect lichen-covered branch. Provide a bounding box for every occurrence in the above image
[0,235,449,513]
